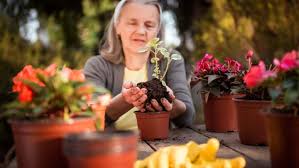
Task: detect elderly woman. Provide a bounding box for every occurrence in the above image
[84,0,194,130]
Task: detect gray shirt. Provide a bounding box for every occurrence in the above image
[84,55,195,127]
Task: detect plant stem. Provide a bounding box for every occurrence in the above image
[64,106,70,121]
[161,58,171,80]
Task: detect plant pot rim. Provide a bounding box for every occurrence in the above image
[64,130,138,142]
[134,111,169,115]
[232,97,271,103]
[8,116,95,125]
[264,112,299,118]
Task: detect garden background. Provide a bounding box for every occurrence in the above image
[1,0,299,163]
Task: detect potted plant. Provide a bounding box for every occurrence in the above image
[135,38,182,140]
[233,50,272,145]
[191,54,244,132]
[63,130,138,168]
[2,64,109,168]
[247,50,299,168]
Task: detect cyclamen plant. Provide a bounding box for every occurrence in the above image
[244,50,299,115]
[191,53,245,102]
[241,50,272,100]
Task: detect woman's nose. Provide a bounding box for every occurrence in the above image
[136,25,146,35]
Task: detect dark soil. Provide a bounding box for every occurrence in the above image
[137,78,172,111]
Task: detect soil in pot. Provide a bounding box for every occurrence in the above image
[136,78,171,140]
[137,78,172,110]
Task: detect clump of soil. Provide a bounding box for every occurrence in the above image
[137,78,172,111]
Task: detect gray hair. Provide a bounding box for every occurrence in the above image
[100,0,164,64]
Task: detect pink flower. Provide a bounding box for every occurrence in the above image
[203,53,213,61]
[45,64,57,76]
[246,50,254,60]
[244,61,276,88]
[274,50,299,71]
[225,57,242,73]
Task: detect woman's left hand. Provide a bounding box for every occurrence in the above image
[143,86,175,112]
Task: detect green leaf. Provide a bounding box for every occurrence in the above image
[94,87,109,94]
[151,57,160,64]
[284,89,299,105]
[170,53,182,60]
[21,79,43,93]
[207,75,221,84]
[225,73,236,79]
[210,87,221,97]
[138,47,149,53]
[152,74,158,78]
[231,88,241,94]
[282,79,295,89]
[157,40,163,46]
[268,88,281,100]
[161,80,166,86]
[159,48,170,58]
[147,38,160,48]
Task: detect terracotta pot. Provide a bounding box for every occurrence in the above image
[233,98,271,145]
[9,117,96,168]
[203,95,238,132]
[265,113,299,168]
[135,111,170,140]
[64,130,138,168]
[91,104,106,130]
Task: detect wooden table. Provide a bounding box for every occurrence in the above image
[9,125,270,168]
[138,125,270,168]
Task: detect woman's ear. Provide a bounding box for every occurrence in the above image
[115,22,120,35]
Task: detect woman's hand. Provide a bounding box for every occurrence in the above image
[144,86,175,112]
[122,82,147,110]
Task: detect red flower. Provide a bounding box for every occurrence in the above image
[274,50,299,71]
[61,67,85,82]
[243,61,265,88]
[12,65,47,102]
[244,61,276,88]
[18,86,33,103]
[70,69,85,82]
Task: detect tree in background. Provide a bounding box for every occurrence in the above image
[0,0,115,163]
[192,0,299,65]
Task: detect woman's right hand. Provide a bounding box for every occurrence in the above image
[122,82,147,110]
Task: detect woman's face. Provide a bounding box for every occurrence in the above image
[116,2,160,54]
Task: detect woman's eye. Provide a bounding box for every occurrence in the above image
[128,22,137,26]
[145,22,156,29]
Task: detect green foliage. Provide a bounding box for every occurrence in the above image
[3,65,109,120]
[141,38,182,84]
[194,0,299,65]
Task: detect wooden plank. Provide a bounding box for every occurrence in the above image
[7,141,154,167]
[191,125,270,168]
[7,159,16,168]
[138,140,155,160]
[145,128,261,168]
